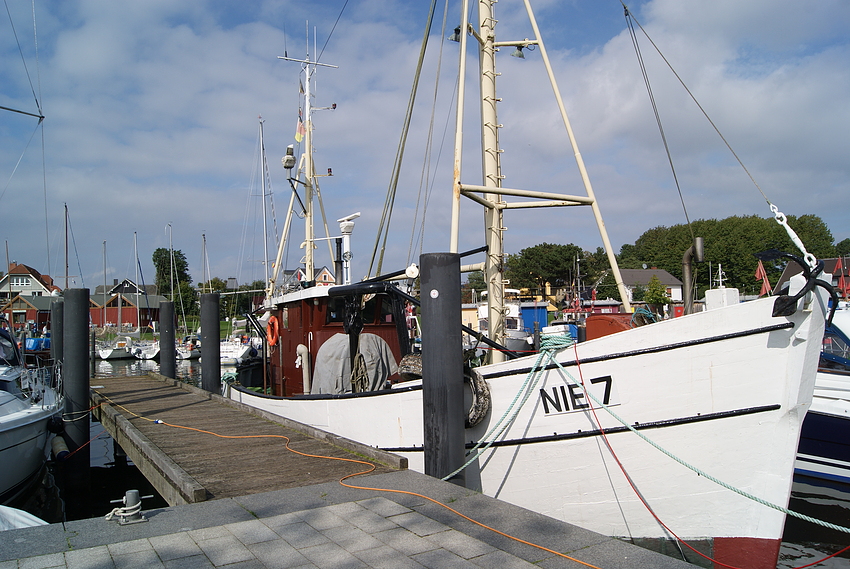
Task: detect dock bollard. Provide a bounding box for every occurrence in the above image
[105,489,152,525]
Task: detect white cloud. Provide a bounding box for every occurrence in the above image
[1,0,847,292]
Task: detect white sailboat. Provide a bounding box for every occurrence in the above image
[0,317,63,503]
[225,3,830,568]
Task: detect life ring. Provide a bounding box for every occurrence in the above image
[266,316,279,346]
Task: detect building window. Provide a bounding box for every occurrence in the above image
[11,276,30,287]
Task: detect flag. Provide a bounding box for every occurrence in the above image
[755,259,771,297]
[836,257,847,299]
[294,109,305,142]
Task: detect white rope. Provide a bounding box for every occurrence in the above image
[104,500,142,523]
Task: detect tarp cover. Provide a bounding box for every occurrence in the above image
[311,333,398,395]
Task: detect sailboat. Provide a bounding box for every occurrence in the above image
[224,3,830,568]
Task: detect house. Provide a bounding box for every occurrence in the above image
[774,257,850,298]
[0,294,55,333]
[618,268,683,303]
[0,263,60,301]
[90,279,167,331]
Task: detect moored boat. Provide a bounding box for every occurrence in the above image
[795,305,850,484]
[223,3,832,567]
[0,318,64,504]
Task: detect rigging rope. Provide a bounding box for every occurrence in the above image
[368,0,439,277]
[622,3,819,268]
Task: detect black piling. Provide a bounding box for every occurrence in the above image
[63,288,91,518]
[420,253,465,486]
[50,298,63,362]
[159,301,176,379]
[200,293,220,393]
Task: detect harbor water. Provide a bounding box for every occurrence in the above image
[11,358,850,567]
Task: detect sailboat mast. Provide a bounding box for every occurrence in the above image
[64,204,69,290]
[259,118,271,287]
[134,232,141,332]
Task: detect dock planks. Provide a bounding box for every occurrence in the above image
[90,374,401,505]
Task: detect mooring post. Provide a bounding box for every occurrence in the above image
[159,301,176,379]
[63,288,92,518]
[420,252,465,486]
[50,298,64,362]
[200,293,220,393]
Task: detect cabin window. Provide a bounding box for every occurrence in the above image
[326,298,345,323]
[281,307,288,329]
[823,332,850,360]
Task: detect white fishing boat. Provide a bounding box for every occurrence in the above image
[224,3,831,568]
[0,318,63,504]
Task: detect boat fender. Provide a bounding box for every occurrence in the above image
[465,367,491,428]
[266,316,279,346]
[398,353,489,427]
[51,435,70,461]
[296,344,311,393]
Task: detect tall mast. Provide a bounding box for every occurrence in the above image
[64,204,69,290]
[134,231,140,332]
[450,0,632,362]
[277,25,338,284]
[259,118,271,287]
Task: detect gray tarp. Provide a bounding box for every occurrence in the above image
[311,333,399,395]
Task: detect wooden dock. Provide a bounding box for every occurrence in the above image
[89,374,405,506]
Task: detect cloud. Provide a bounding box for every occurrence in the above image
[1,0,847,293]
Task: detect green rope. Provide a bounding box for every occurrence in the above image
[447,334,850,535]
[441,334,574,481]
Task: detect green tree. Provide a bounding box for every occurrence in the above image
[152,248,192,298]
[462,271,486,303]
[505,242,583,294]
[837,238,850,257]
[644,275,671,305]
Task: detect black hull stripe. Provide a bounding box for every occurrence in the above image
[482,322,795,380]
[381,404,781,453]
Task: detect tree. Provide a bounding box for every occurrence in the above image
[152,248,192,298]
[837,238,850,257]
[462,271,486,303]
[505,242,583,294]
[644,275,671,305]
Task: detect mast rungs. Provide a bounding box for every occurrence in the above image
[502,200,591,209]
[459,183,594,204]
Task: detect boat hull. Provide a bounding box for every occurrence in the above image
[227,293,824,566]
[795,370,850,484]
[0,394,58,503]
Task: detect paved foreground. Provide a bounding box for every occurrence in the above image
[0,470,698,568]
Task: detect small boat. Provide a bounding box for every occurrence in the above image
[795,304,850,484]
[476,289,533,355]
[219,337,259,366]
[177,335,201,360]
[0,505,47,531]
[132,341,160,361]
[96,336,136,360]
[0,318,63,504]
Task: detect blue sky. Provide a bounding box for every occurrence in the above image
[2,0,848,290]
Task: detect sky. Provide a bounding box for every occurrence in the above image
[1,0,848,292]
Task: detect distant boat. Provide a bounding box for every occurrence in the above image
[97,336,136,360]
